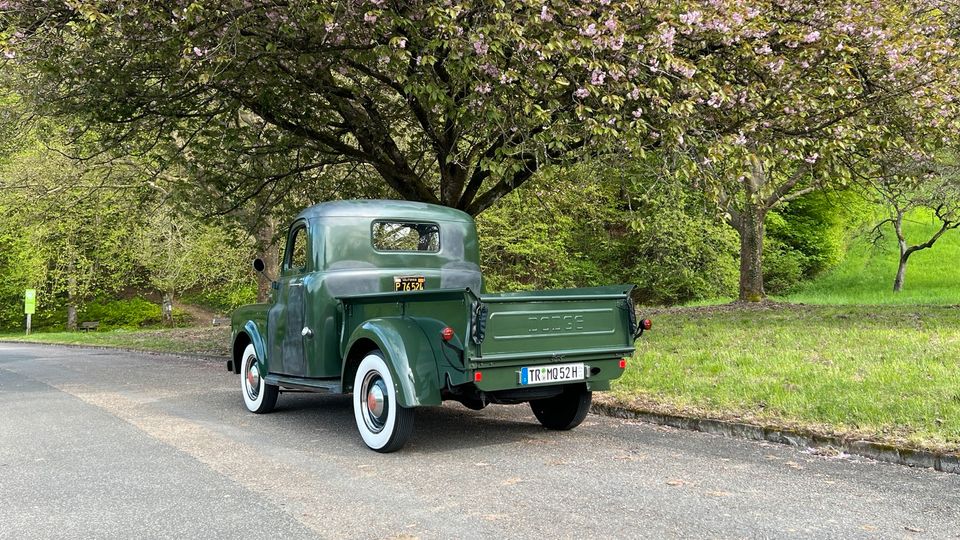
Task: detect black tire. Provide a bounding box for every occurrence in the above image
[241,343,279,414]
[530,385,592,430]
[353,350,415,452]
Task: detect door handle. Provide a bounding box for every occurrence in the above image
[289,281,303,287]
[301,327,314,338]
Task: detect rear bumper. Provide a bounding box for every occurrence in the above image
[469,355,628,393]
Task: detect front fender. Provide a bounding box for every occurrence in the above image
[232,320,269,375]
[343,317,442,407]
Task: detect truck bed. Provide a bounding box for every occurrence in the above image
[337,285,637,394]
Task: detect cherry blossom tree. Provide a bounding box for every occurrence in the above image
[660,1,960,301]
[3,0,685,214]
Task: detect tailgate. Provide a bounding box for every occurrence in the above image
[477,286,635,361]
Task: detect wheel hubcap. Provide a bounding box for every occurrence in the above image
[361,372,388,433]
[245,357,260,401]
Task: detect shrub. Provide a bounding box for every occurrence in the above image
[78,298,163,329]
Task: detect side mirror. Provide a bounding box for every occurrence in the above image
[252,258,276,286]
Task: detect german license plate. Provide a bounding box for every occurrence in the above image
[394,276,425,292]
[519,363,585,385]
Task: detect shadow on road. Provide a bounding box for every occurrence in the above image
[213,389,552,454]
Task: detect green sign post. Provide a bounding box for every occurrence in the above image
[24,289,36,335]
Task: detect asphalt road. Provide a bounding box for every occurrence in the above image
[1,343,957,539]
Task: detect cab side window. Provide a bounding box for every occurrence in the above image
[286,225,309,273]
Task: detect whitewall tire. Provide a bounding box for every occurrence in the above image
[241,343,278,414]
[353,351,414,452]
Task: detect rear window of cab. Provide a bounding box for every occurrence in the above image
[372,221,440,252]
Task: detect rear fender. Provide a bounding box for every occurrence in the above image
[343,317,443,407]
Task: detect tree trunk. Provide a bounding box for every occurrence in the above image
[737,204,767,303]
[255,216,278,303]
[893,256,908,292]
[893,213,908,293]
[66,274,78,331]
[162,292,174,325]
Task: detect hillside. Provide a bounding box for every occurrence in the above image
[784,211,960,305]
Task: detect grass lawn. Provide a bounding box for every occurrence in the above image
[0,326,231,357]
[614,303,960,452]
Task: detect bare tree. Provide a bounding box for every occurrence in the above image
[866,154,960,292]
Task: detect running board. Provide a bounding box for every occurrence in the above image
[264,374,342,394]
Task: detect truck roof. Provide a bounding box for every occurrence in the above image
[297,200,475,222]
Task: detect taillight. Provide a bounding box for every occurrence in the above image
[619,358,627,369]
[641,319,652,331]
[474,371,483,382]
[441,327,454,341]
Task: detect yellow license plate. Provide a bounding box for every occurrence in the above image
[394,276,425,292]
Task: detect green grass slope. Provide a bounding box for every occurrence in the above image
[784,211,960,305]
[617,304,960,452]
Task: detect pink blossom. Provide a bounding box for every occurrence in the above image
[396,38,406,49]
[755,44,772,55]
[574,87,589,98]
[604,18,617,32]
[476,83,491,94]
[768,58,785,73]
[581,24,597,37]
[675,64,696,78]
[364,12,377,24]
[804,153,819,164]
[473,39,488,55]
[835,22,855,33]
[803,31,821,43]
[590,69,605,85]
[632,108,644,118]
[540,5,552,22]
[658,24,676,49]
[3,50,13,59]
[679,11,702,26]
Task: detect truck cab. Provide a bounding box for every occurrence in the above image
[230,200,647,452]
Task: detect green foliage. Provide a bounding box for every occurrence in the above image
[762,189,870,294]
[0,222,46,329]
[78,298,163,329]
[478,163,739,305]
[134,211,255,300]
[181,281,258,313]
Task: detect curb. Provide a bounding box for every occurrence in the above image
[591,401,960,475]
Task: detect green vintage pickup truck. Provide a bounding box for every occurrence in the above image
[229,200,649,452]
